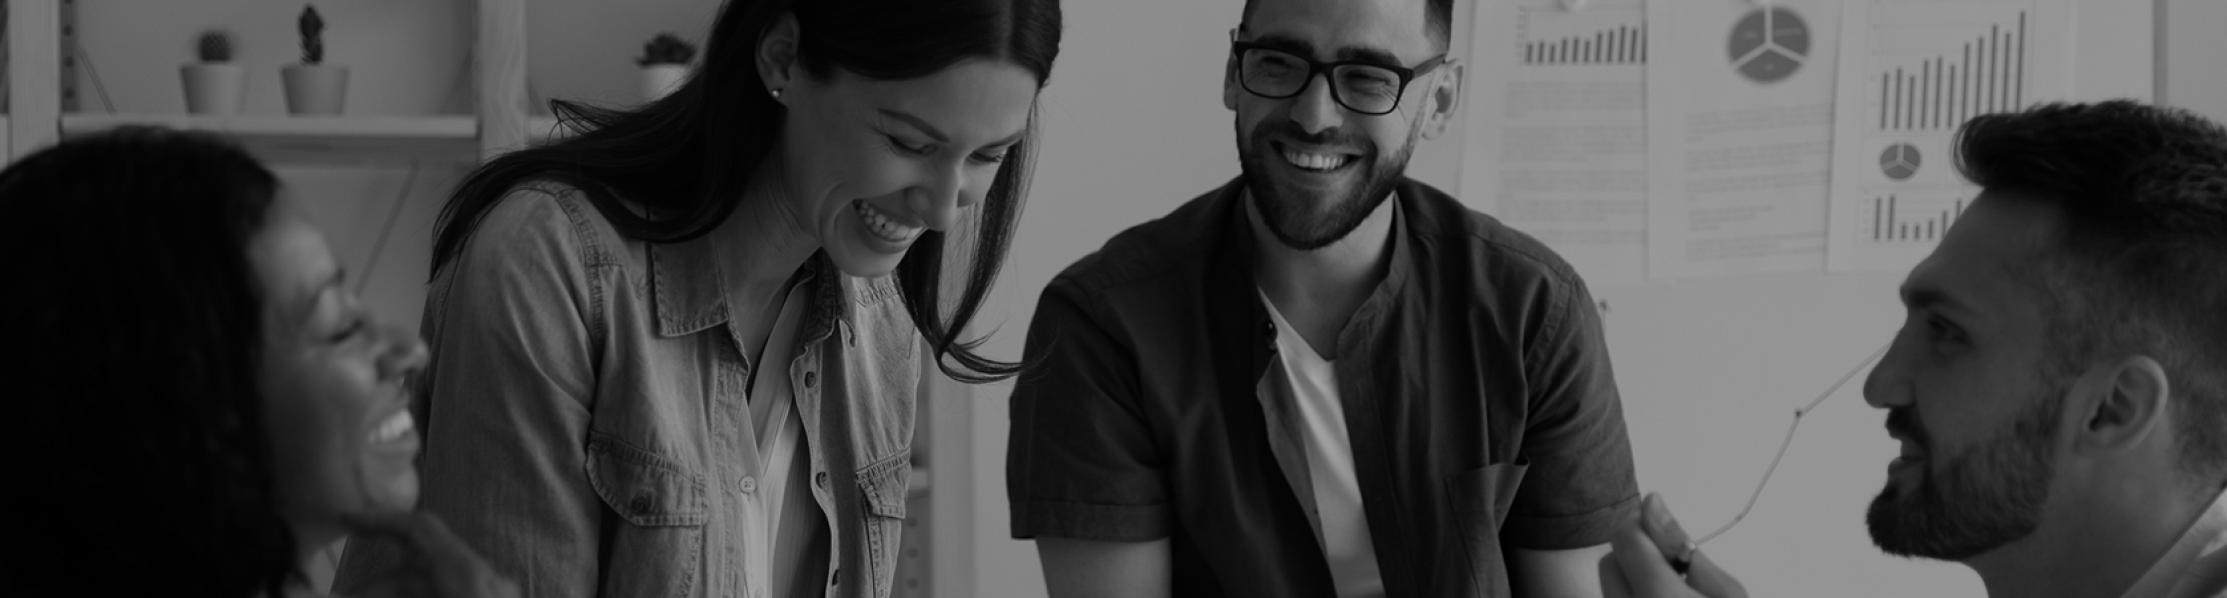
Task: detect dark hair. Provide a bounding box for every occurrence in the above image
[1241,0,1455,52]
[430,0,1062,383]
[1954,100,2227,489]
[0,127,294,595]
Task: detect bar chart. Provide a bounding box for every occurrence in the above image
[1517,4,1646,66]
[1864,195,1966,242]
[1872,11,2027,131]
[1522,23,1644,65]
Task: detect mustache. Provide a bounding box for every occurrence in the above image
[1253,121,1373,152]
[1886,408,1929,449]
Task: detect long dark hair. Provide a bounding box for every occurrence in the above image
[1,127,295,596]
[430,0,1062,383]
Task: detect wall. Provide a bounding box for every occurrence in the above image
[954,1,2164,597]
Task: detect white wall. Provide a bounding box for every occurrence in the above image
[957,1,2164,597]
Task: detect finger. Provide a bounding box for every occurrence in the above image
[1680,548,1749,598]
[1600,549,1635,598]
[1610,521,1691,596]
[1640,493,1695,564]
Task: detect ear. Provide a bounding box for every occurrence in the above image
[2069,355,2173,455]
[1223,31,1242,111]
[757,13,801,98]
[1419,60,1464,140]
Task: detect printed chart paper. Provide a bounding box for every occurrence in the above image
[1826,0,2073,272]
[1646,0,1839,279]
[1461,0,1649,284]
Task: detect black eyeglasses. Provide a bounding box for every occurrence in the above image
[1231,39,1447,116]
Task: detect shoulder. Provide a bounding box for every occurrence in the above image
[1403,179,1593,302]
[1043,181,1237,306]
[466,180,628,272]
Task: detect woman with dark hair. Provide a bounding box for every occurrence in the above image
[4,127,513,597]
[333,1,1062,597]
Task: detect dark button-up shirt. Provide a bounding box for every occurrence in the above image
[1008,177,1640,597]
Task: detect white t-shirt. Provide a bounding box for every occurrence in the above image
[1261,292,1386,598]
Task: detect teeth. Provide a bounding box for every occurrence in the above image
[853,201,922,243]
[370,411,415,444]
[1282,149,1350,172]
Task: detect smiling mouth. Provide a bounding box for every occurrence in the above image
[853,200,924,244]
[369,409,415,445]
[1275,142,1357,173]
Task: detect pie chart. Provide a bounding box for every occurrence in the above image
[1729,7,1809,84]
[1880,143,1922,181]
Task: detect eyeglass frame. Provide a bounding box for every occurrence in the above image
[1228,34,1450,116]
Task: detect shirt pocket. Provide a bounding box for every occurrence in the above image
[585,435,707,598]
[856,448,911,598]
[1444,460,1529,596]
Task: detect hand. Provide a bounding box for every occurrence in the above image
[339,511,521,598]
[1599,493,1748,598]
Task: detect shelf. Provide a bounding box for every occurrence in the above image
[61,114,481,165]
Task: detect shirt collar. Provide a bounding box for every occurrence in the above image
[648,226,850,346]
[1203,176,1418,379]
[2119,486,2227,598]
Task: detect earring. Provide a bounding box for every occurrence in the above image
[769,87,784,100]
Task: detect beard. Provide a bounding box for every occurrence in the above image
[1236,118,1418,250]
[1866,396,2061,561]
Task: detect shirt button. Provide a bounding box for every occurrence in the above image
[803,370,818,388]
[739,476,758,494]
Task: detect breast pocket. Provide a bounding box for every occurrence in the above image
[585,436,707,598]
[1444,460,1529,596]
[855,448,911,598]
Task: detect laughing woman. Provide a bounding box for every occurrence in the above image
[6,128,514,598]
[332,1,1062,597]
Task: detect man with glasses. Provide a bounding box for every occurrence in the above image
[1007,0,1641,595]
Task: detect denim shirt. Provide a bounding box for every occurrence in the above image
[334,183,919,598]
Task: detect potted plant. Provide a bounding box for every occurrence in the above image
[181,30,244,115]
[281,4,346,115]
[638,33,696,102]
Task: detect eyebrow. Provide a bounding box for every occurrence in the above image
[879,109,1026,149]
[1245,34,1406,67]
[1899,285,1972,316]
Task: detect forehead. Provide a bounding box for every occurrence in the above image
[1242,0,1435,60]
[1902,190,2059,314]
[248,212,336,309]
[840,59,1038,144]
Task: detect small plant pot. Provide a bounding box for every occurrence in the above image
[180,63,245,115]
[640,64,688,102]
[282,64,349,115]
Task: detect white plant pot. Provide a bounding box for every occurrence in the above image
[180,63,245,115]
[640,64,689,102]
[282,64,349,115]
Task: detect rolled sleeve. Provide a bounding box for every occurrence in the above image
[1503,277,1641,549]
[1006,280,1171,541]
[335,188,605,598]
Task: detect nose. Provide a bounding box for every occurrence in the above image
[375,322,429,384]
[908,162,979,232]
[1862,331,1915,411]
[1288,72,1345,135]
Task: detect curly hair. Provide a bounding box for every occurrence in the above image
[0,127,296,595]
[1954,100,2227,491]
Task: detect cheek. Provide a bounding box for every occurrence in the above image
[260,355,373,510]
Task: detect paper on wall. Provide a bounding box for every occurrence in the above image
[1644,0,1840,280]
[1461,0,1649,284]
[1824,0,2074,273]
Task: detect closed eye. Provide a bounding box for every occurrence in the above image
[884,134,932,156]
[329,318,367,344]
